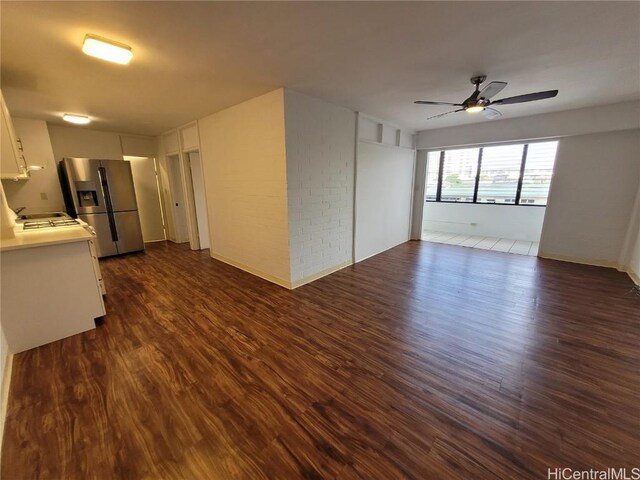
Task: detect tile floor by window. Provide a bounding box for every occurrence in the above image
[422,230,539,256]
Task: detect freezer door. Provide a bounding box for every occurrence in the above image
[113,211,144,254]
[79,213,118,258]
[100,160,139,212]
[62,158,107,215]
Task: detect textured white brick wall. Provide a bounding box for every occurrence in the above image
[284,90,356,283]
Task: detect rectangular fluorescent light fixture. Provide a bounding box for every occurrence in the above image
[82,34,133,65]
[63,114,91,125]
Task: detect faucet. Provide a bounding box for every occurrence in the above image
[13,206,26,215]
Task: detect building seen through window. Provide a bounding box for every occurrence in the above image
[425,141,558,206]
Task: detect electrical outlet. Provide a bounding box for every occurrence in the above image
[40,192,48,200]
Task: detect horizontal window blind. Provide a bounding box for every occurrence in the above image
[425,152,440,201]
[440,148,479,203]
[477,144,524,204]
[520,142,558,206]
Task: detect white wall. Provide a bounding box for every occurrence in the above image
[422,203,546,242]
[284,89,356,285]
[355,115,416,262]
[622,179,640,284]
[540,130,640,267]
[627,226,640,285]
[417,101,640,149]
[198,89,291,286]
[2,118,65,214]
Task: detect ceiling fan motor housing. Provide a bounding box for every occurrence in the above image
[470,75,487,86]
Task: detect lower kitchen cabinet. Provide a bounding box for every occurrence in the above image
[0,239,105,353]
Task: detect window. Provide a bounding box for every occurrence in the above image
[477,144,523,204]
[424,140,558,206]
[441,148,479,202]
[425,151,440,201]
[520,142,558,205]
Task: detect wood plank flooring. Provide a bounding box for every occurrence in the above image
[2,241,639,479]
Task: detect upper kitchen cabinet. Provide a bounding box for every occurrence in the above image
[12,118,57,170]
[162,131,180,155]
[1,90,29,180]
[179,122,199,152]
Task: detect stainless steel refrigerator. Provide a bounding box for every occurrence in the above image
[60,158,144,258]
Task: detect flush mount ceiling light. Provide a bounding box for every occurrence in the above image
[63,114,91,125]
[82,34,133,65]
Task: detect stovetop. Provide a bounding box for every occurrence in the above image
[23,219,81,230]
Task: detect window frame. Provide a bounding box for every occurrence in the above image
[426,140,557,207]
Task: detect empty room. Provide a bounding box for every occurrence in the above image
[0,2,639,479]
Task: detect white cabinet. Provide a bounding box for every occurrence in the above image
[162,130,180,155]
[0,239,105,353]
[179,122,199,152]
[0,90,28,180]
[88,238,106,295]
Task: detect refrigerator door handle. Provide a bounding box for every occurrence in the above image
[98,166,119,242]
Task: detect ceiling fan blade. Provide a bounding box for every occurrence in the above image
[426,109,464,120]
[491,90,558,105]
[481,107,502,119]
[415,101,463,106]
[479,81,507,100]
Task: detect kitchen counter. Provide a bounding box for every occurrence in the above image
[0,224,94,252]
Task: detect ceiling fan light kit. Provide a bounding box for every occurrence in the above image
[415,75,558,121]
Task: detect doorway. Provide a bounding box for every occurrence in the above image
[126,156,166,243]
[167,154,190,243]
[184,150,210,249]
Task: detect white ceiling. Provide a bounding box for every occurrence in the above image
[2,1,639,136]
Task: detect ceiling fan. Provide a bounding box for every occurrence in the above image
[414,75,558,120]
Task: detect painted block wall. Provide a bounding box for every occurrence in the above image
[198,89,291,285]
[422,203,546,242]
[284,90,356,284]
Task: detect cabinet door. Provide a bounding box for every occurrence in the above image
[0,96,26,179]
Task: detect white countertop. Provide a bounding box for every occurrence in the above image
[0,224,94,252]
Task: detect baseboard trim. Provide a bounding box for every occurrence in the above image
[290,261,353,289]
[0,352,14,457]
[355,238,411,264]
[624,267,640,285]
[211,253,292,289]
[538,251,622,270]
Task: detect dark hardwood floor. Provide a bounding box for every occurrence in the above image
[2,241,639,479]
